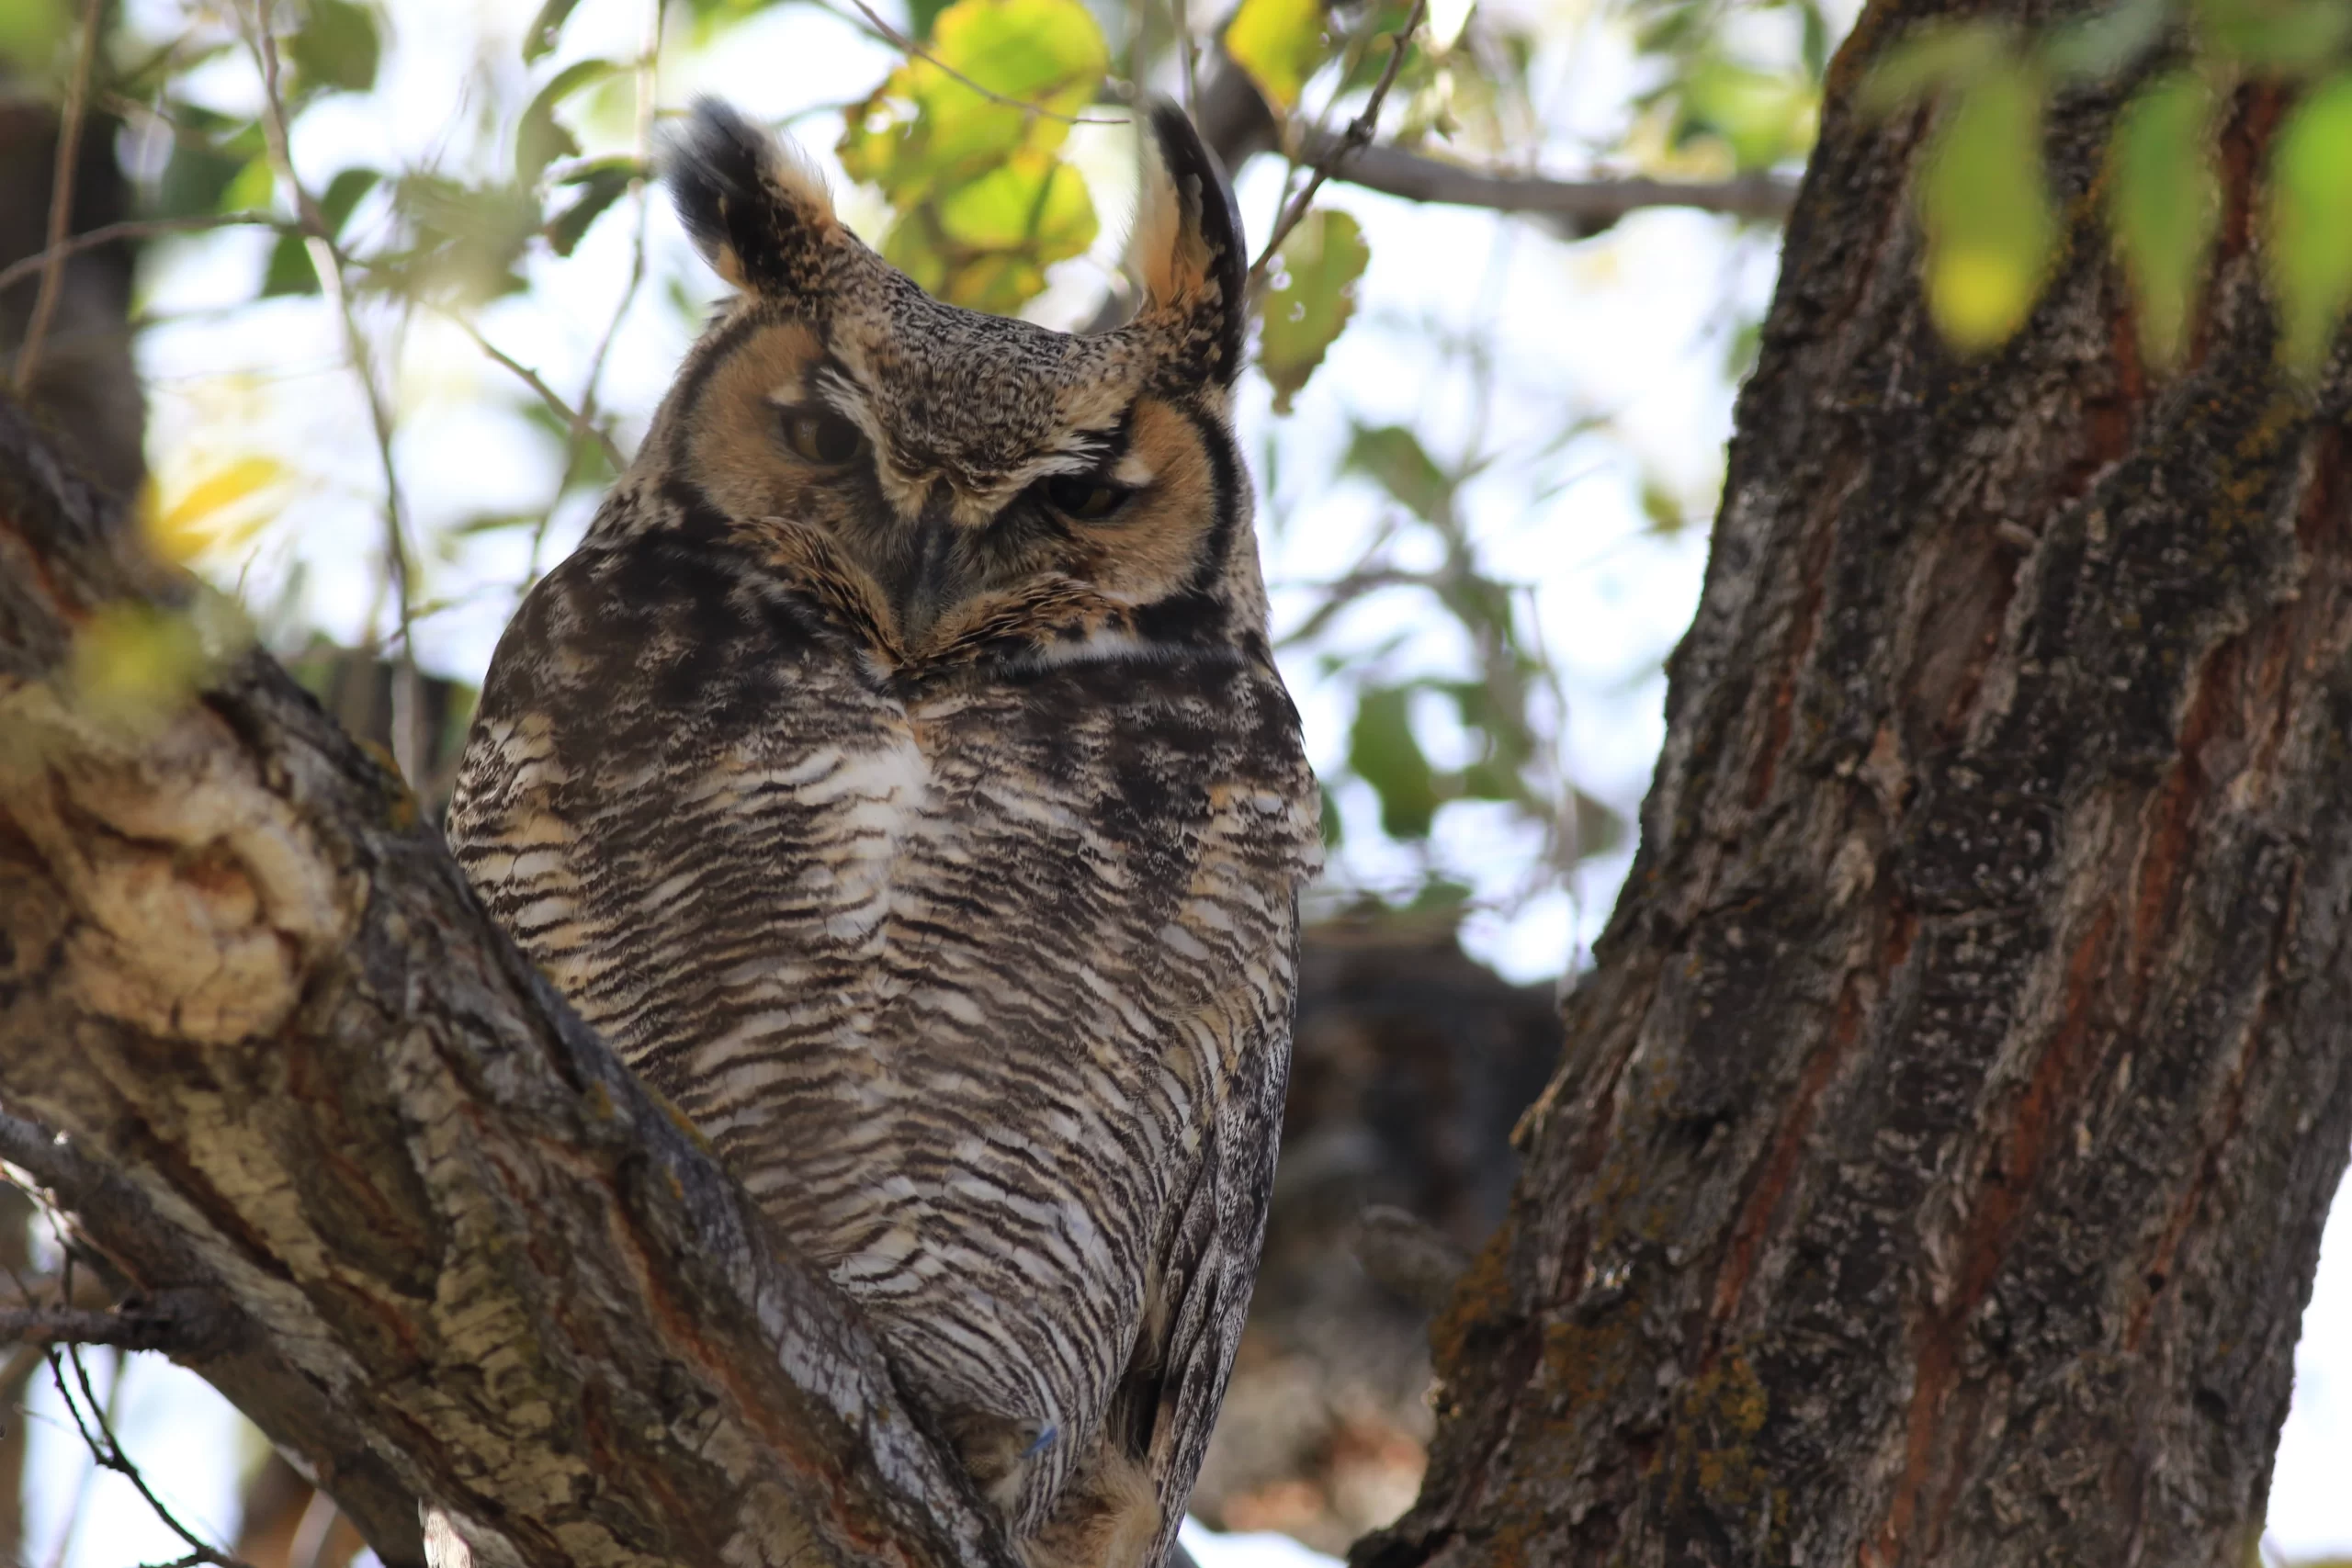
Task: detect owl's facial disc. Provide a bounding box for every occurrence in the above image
[682,315,1235,646]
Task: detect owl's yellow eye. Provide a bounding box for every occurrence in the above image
[781,408,866,466]
[1042,474,1134,521]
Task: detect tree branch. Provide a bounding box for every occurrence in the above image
[1188,55,1794,235]
[0,1291,242,1353]
[1292,130,1797,232]
[0,391,1013,1568]
[0,213,290,301]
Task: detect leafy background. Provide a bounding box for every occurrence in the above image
[1,0,2350,1560]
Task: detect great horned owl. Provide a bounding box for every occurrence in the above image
[446,98,1319,1568]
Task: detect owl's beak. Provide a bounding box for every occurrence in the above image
[882,494,969,643]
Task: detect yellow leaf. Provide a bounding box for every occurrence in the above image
[1226,0,1329,112]
[144,454,289,564]
[1928,243,2042,348]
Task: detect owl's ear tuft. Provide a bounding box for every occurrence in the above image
[663,97,840,296]
[1129,101,1246,387]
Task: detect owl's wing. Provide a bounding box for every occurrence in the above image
[1120,765,1317,1568]
[1137,967,1295,1568]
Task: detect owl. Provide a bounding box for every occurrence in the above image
[445,97,1320,1568]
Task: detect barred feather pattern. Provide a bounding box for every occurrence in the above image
[447,498,1317,1560]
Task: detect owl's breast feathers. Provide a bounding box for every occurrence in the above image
[447,516,1318,1556]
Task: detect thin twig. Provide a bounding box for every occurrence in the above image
[525,0,662,589]
[51,1344,255,1568]
[241,0,424,784]
[0,213,289,299]
[1171,0,1198,115]
[828,0,1120,125]
[441,308,628,476]
[12,0,107,393]
[1250,0,1428,287]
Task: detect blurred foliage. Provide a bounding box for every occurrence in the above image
[838,0,1107,309]
[3,0,1849,928]
[1866,0,2352,374]
[1629,0,1829,173]
[64,594,254,736]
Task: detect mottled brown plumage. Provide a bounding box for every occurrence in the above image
[446,98,1318,1568]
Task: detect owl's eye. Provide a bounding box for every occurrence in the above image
[781,407,866,466]
[1041,474,1134,521]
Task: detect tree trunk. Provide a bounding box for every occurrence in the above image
[1363,8,2352,1568]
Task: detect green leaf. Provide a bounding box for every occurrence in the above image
[259,167,380,295]
[522,0,582,62]
[517,59,621,185]
[1918,59,2055,351]
[288,0,382,95]
[933,151,1094,253]
[837,0,1107,312]
[2043,0,2168,79]
[2266,71,2352,374]
[1406,877,1474,911]
[1860,19,2008,113]
[546,159,637,256]
[262,231,315,296]
[1799,1,1831,79]
[1225,0,1331,112]
[392,175,545,302]
[917,152,1097,309]
[1260,209,1370,413]
[151,106,272,220]
[156,138,258,220]
[841,0,1107,194]
[2196,0,2352,73]
[318,165,382,232]
[220,154,278,215]
[1638,473,1686,533]
[1676,57,1817,170]
[0,0,69,74]
[1455,759,1520,802]
[1349,687,1440,839]
[2109,70,2217,369]
[1344,423,1452,522]
[1572,788,1626,859]
[1336,2,1424,95]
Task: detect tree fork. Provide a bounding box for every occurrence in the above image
[1363,9,2352,1568]
[0,395,1014,1568]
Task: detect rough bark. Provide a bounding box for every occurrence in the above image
[1363,6,2352,1568]
[0,393,1013,1568]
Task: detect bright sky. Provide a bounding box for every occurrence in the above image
[10,0,2348,1559]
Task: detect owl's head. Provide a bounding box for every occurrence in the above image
[619,96,1264,657]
